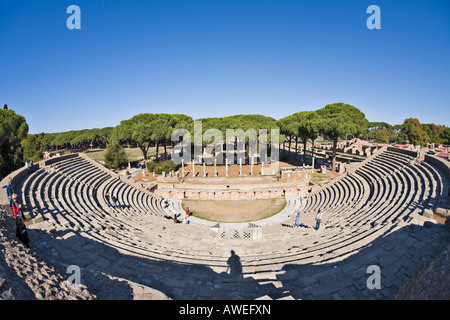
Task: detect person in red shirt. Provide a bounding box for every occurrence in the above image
[11,194,23,218]
[185,207,190,217]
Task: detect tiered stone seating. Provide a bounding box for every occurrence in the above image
[7,149,449,300]
[15,157,170,232]
[302,149,447,230]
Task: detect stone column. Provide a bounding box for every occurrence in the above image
[181,159,184,177]
[203,162,206,177]
[214,158,217,176]
[226,158,229,177]
[192,160,195,177]
[239,158,242,176]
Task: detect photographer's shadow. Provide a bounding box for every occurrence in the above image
[226,250,242,277]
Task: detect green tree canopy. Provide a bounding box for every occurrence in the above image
[316,103,368,172]
[277,114,299,158]
[422,123,447,144]
[21,134,45,162]
[114,113,194,162]
[0,108,29,178]
[439,127,450,145]
[399,118,429,147]
[294,110,321,164]
[374,129,389,144]
[104,139,128,169]
[24,110,448,175]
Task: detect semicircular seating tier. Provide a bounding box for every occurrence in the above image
[6,148,450,300]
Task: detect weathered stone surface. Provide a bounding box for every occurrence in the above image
[423,209,434,219]
[395,244,450,300]
[445,217,450,232]
[435,208,450,217]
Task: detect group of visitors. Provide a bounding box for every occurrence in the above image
[183,206,192,224]
[2,178,31,248]
[163,199,171,209]
[25,160,34,174]
[105,192,119,209]
[293,208,325,231]
[164,205,192,224]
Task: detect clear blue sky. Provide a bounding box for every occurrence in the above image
[1,0,449,134]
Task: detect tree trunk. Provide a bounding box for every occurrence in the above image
[303,139,307,165]
[164,140,167,160]
[332,136,338,172]
[288,137,292,159]
[140,146,148,161]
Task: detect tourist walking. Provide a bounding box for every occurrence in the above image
[315,209,325,230]
[2,178,15,206]
[111,194,119,209]
[294,211,301,228]
[25,161,31,173]
[164,199,170,209]
[105,192,111,207]
[185,207,191,217]
[172,209,181,220]
[11,194,24,218]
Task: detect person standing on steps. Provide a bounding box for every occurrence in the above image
[315,209,325,231]
[294,211,301,228]
[25,161,31,174]
[2,178,15,206]
[105,192,111,207]
[11,194,24,218]
[111,194,119,209]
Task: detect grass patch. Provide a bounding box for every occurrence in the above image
[85,148,156,163]
[182,198,287,223]
[310,172,333,185]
